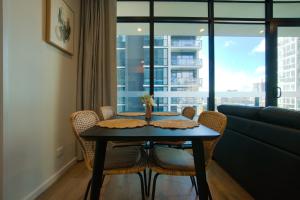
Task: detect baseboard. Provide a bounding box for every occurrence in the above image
[23,157,77,200]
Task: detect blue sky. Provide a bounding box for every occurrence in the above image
[200,36,265,91]
[215,37,265,73]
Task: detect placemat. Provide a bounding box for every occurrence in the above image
[152,112,179,116]
[97,119,147,129]
[117,112,145,116]
[149,119,198,129]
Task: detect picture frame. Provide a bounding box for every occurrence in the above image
[46,0,74,55]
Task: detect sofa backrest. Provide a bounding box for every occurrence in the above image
[259,106,300,130]
[218,105,300,130]
[217,105,262,120]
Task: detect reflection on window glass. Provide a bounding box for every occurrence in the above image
[144,48,168,66]
[215,24,265,108]
[277,27,300,110]
[214,3,264,18]
[117,2,149,16]
[154,24,209,114]
[117,23,149,112]
[143,68,168,85]
[154,2,207,17]
[273,3,300,18]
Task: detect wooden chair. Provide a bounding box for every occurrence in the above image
[154,106,196,147]
[99,106,116,120]
[99,106,145,148]
[148,111,227,199]
[70,110,147,200]
[182,106,196,120]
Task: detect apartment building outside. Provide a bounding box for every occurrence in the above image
[117,35,205,114]
[278,37,300,110]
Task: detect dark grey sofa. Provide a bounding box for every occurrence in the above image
[214,105,300,200]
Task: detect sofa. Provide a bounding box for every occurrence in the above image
[213,105,300,200]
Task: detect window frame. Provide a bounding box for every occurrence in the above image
[117,0,300,110]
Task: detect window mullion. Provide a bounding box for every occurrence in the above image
[150,0,154,96]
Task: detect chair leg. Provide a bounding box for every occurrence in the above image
[137,172,145,200]
[147,169,152,196]
[151,173,160,200]
[190,176,195,186]
[207,181,212,200]
[102,175,105,185]
[143,169,148,196]
[192,176,199,196]
[84,178,92,200]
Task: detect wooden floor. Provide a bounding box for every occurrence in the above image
[37,160,253,200]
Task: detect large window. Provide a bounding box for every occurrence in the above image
[215,24,265,107]
[154,24,208,114]
[117,0,300,112]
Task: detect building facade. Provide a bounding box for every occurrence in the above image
[277,37,300,110]
[117,35,206,114]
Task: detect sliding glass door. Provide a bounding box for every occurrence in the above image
[215,24,265,107]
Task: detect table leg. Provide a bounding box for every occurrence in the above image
[192,139,210,200]
[90,140,107,200]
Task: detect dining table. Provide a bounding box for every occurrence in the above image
[80,115,220,200]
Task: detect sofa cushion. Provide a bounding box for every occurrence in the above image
[217,105,262,120]
[259,107,300,130]
[104,146,142,170]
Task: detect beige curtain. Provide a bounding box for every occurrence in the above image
[76,0,117,159]
[77,0,117,112]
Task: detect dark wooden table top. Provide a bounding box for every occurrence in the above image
[80,115,220,141]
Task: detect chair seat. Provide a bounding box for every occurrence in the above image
[152,146,194,171]
[104,146,144,170]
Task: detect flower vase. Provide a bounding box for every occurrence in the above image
[145,105,152,120]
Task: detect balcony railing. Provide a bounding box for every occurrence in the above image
[144,80,167,85]
[116,91,270,112]
[171,97,202,104]
[144,58,168,66]
[144,37,168,47]
[171,40,202,48]
[171,78,202,85]
[171,58,202,66]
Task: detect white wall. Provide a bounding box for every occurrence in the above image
[0,0,3,198]
[3,0,80,199]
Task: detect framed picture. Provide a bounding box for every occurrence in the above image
[46,0,74,55]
